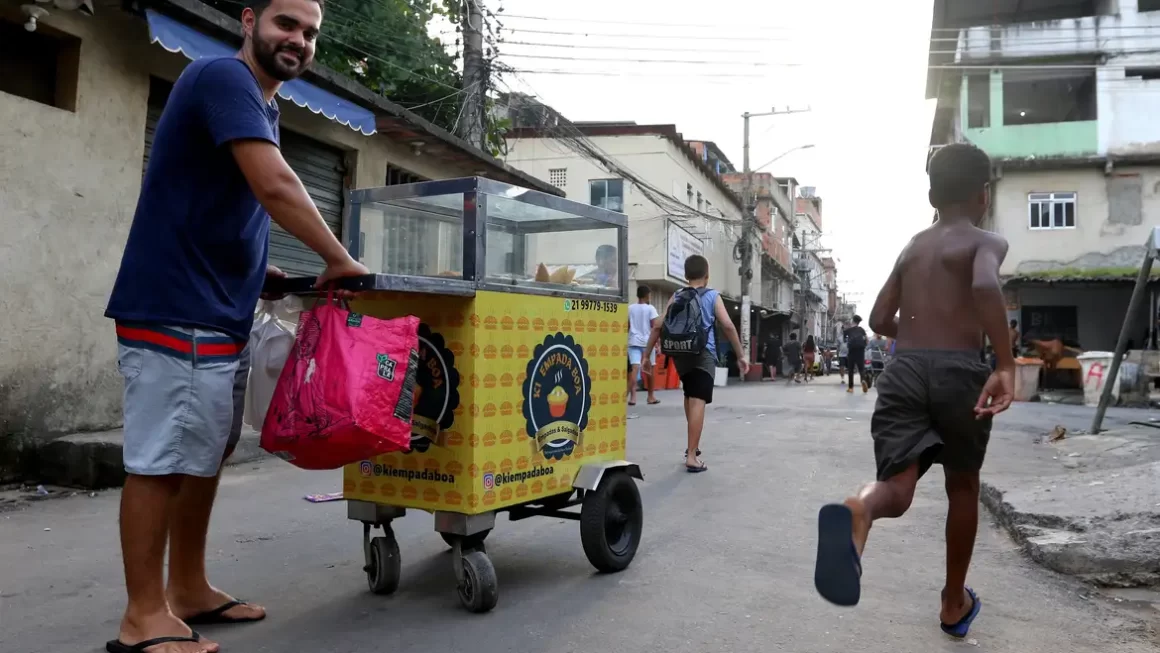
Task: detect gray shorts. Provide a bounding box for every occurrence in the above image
[870,349,992,482]
[116,323,250,477]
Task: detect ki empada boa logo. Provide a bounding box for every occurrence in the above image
[522,333,591,460]
[408,323,461,454]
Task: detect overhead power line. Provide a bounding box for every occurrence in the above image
[499,52,802,67]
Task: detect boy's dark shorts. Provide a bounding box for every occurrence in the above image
[871,349,993,481]
[674,350,715,404]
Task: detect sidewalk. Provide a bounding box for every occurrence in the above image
[982,420,1160,588]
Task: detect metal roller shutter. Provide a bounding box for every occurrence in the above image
[140,77,347,278]
[272,130,346,277]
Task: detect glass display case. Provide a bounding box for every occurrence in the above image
[348,177,628,301]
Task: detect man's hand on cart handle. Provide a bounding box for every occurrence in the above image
[261,264,288,301]
[315,255,370,298]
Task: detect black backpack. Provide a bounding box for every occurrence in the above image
[846,326,867,349]
[661,288,711,356]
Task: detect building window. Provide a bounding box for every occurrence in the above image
[1142,0,1160,11]
[696,191,703,212]
[1003,69,1097,126]
[548,168,567,187]
[1028,192,1077,229]
[386,164,425,186]
[589,178,624,212]
[686,183,694,205]
[0,20,80,111]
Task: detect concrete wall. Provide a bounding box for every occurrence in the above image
[0,10,505,462]
[992,167,1159,275]
[503,134,748,299]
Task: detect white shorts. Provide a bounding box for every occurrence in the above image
[116,323,250,477]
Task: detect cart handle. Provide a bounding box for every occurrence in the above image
[263,274,378,297]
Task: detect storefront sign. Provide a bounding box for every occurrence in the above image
[667,221,704,282]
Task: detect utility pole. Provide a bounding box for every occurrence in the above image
[738,107,809,378]
[459,0,485,149]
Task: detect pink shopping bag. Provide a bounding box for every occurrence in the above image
[261,293,419,470]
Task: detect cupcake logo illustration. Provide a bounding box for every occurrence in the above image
[407,323,461,454]
[522,333,591,460]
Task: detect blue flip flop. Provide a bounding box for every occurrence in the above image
[940,587,982,638]
[814,503,862,606]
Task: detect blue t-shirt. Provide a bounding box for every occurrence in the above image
[106,57,280,342]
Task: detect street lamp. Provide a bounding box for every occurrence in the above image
[754,144,815,173]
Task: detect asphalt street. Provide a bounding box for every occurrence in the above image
[1,379,1156,653]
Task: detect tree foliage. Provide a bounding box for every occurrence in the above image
[202,0,507,153]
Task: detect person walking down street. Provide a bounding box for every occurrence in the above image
[644,255,748,473]
[812,142,1014,641]
[803,335,818,379]
[838,338,849,382]
[783,333,804,383]
[844,316,869,394]
[1009,320,1021,359]
[763,330,782,381]
[627,284,660,406]
[102,1,370,651]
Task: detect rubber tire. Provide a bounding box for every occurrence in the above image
[367,534,401,595]
[457,550,499,613]
[580,470,643,573]
[441,530,490,550]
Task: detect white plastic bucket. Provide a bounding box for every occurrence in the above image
[714,366,729,387]
[1077,352,1118,407]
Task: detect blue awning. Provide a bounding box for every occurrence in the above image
[145,9,376,136]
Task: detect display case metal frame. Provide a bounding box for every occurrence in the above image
[346,176,629,303]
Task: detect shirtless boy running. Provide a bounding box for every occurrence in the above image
[812,143,1015,639]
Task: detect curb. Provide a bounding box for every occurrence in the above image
[29,429,270,490]
[981,480,1160,588]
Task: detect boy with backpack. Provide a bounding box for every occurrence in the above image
[643,255,748,472]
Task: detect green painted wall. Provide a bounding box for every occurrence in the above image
[958,70,1099,159]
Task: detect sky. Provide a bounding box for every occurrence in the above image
[481,0,939,316]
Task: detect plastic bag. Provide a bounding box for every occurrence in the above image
[243,300,301,430]
[260,294,420,469]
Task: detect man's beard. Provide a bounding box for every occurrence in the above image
[251,23,309,82]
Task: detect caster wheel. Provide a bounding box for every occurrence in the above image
[441,530,490,551]
[366,534,401,595]
[457,550,498,613]
[580,470,643,573]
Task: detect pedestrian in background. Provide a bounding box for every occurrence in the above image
[844,315,869,393]
[627,284,660,406]
[644,255,748,473]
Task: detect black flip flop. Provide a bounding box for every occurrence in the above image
[647,399,661,405]
[106,632,205,653]
[184,600,264,625]
[683,448,702,458]
[685,461,708,473]
[814,503,863,606]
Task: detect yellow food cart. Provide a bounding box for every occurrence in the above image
[275,177,642,613]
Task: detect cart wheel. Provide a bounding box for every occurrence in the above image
[441,530,490,550]
[580,470,643,573]
[367,534,401,595]
[457,550,498,613]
